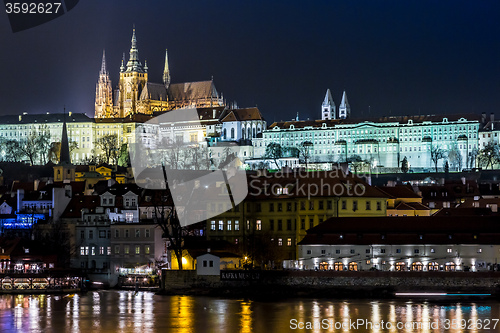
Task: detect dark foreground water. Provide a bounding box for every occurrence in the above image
[0,291,499,332]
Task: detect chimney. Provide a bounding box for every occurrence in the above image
[491,113,495,122]
[482,112,487,124]
[19,115,22,121]
[207,248,211,253]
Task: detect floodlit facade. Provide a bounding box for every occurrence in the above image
[298,216,500,272]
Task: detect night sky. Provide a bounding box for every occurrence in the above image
[1,1,499,122]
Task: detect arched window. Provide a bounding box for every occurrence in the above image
[395,262,406,271]
[348,262,358,271]
[242,129,245,139]
[231,128,235,139]
[319,262,329,271]
[247,128,251,139]
[253,128,256,137]
[411,262,423,271]
[334,262,344,271]
[427,262,439,271]
[223,128,227,139]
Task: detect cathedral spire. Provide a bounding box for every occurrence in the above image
[339,90,351,119]
[120,53,125,72]
[321,88,336,120]
[163,49,171,87]
[59,109,71,165]
[100,50,107,75]
[125,27,144,73]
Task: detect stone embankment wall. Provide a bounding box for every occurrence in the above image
[161,270,500,298]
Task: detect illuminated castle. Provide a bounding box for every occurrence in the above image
[95,28,224,119]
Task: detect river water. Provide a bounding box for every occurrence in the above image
[0,291,499,332]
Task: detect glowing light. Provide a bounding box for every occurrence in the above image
[181,257,187,264]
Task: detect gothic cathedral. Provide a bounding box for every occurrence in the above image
[95,28,225,119]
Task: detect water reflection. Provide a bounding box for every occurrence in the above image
[0,292,498,332]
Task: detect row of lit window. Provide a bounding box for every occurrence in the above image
[79,245,151,256]
[306,248,485,255]
[80,228,151,239]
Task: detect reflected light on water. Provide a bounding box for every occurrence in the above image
[0,292,499,332]
[240,300,252,333]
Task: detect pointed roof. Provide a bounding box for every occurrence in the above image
[168,80,219,101]
[340,90,349,108]
[139,82,168,101]
[221,108,265,122]
[322,89,335,106]
[100,50,108,75]
[163,49,170,86]
[59,115,71,165]
[125,28,144,73]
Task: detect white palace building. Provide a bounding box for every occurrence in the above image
[249,89,496,172]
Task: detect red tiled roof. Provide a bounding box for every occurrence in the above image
[299,216,500,246]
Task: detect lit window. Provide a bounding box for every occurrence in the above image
[477,248,482,253]
[218,220,224,231]
[235,221,239,231]
[80,247,85,255]
[278,238,283,246]
[124,245,130,254]
[135,246,140,254]
[145,246,150,255]
[447,248,452,253]
[126,213,134,222]
[107,247,111,255]
[91,247,95,256]
[287,238,292,246]
[256,220,262,231]
[211,221,216,230]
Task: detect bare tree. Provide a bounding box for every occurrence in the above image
[347,155,364,174]
[468,147,479,169]
[2,139,24,162]
[147,167,186,270]
[298,141,313,169]
[187,145,209,170]
[478,142,500,170]
[161,137,185,170]
[19,130,39,165]
[447,142,463,171]
[430,145,446,172]
[264,142,283,169]
[96,134,120,165]
[48,142,61,163]
[36,125,52,164]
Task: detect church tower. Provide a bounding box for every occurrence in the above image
[321,89,336,120]
[95,50,114,118]
[163,49,171,88]
[53,115,75,182]
[116,27,148,118]
[338,90,351,119]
